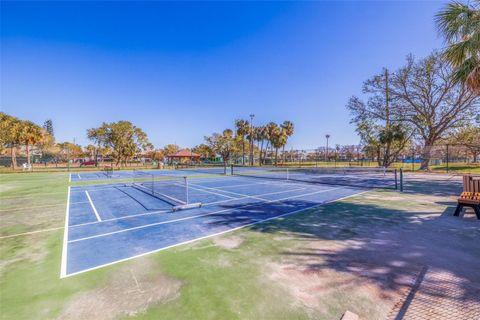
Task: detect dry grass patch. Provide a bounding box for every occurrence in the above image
[58,259,182,320]
[212,235,244,250]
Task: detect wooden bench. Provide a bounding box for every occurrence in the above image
[454,175,480,219]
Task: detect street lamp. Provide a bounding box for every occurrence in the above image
[325,134,330,162]
[249,114,255,166]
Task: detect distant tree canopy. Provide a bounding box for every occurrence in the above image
[347,52,479,169]
[0,112,53,169]
[205,129,235,166]
[87,121,152,166]
[192,143,215,160]
[162,144,180,157]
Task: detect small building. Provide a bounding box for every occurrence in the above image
[166,149,201,165]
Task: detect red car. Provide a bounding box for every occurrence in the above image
[80,160,97,167]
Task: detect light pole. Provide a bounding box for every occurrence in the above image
[325,134,330,162]
[249,114,255,166]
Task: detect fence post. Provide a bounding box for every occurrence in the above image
[446,144,449,173]
[412,148,415,172]
[400,168,403,192]
[395,169,398,190]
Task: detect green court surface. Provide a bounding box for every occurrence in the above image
[1,172,479,320]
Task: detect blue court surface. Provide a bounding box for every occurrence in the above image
[61,175,368,277]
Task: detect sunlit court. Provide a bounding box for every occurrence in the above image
[63,168,397,277]
[1,0,479,319]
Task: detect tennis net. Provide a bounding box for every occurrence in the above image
[132,170,202,210]
[103,166,113,178]
[175,163,227,175]
[231,165,399,189]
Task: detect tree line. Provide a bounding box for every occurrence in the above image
[0,113,296,170]
[0,113,54,170]
[196,120,295,168]
[346,1,479,170]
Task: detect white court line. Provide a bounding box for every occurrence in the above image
[195,179,283,189]
[67,186,306,228]
[0,191,69,200]
[184,183,267,201]
[0,226,65,239]
[187,181,269,201]
[60,186,71,278]
[62,189,369,278]
[85,191,102,222]
[69,186,344,243]
[183,183,244,200]
[77,174,81,180]
[0,203,69,212]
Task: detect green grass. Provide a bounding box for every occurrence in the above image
[1,171,478,319]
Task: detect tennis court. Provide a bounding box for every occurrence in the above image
[62,167,399,277]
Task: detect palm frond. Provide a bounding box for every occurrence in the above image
[465,64,480,94]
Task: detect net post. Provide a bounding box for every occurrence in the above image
[286,168,289,180]
[394,169,398,190]
[399,168,403,192]
[231,165,234,176]
[151,173,154,195]
[184,176,189,204]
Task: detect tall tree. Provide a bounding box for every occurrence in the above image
[19,120,44,166]
[253,126,267,165]
[0,112,22,170]
[235,119,249,165]
[108,121,152,166]
[192,143,215,160]
[163,144,180,157]
[85,145,96,159]
[436,0,480,93]
[205,129,236,169]
[88,121,152,166]
[264,122,279,164]
[43,119,54,139]
[347,69,412,167]
[280,121,295,162]
[270,126,286,166]
[390,53,479,169]
[87,124,109,166]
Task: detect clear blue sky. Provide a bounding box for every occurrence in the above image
[1,1,445,149]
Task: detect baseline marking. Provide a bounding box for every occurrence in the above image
[85,191,102,222]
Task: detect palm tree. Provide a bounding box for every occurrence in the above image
[265,122,278,165]
[235,119,249,165]
[280,121,294,162]
[0,113,22,170]
[20,121,43,166]
[436,1,480,93]
[253,126,266,165]
[270,127,286,166]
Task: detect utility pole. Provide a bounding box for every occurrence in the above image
[384,69,391,168]
[325,134,330,162]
